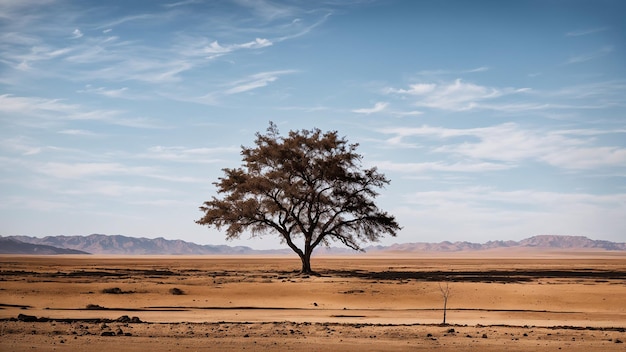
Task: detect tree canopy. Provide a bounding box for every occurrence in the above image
[196,122,401,273]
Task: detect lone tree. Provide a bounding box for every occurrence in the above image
[196,122,400,274]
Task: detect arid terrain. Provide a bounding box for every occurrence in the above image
[1,252,625,351]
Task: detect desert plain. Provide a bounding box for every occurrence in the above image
[1,252,625,351]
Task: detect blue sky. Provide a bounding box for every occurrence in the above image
[1,0,625,249]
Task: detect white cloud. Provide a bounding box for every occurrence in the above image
[385,83,435,95]
[385,79,527,111]
[71,28,83,39]
[379,123,626,171]
[352,102,388,114]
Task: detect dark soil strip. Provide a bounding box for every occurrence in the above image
[0,303,32,309]
[325,269,626,283]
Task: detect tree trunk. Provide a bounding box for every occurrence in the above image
[442,296,448,325]
[298,240,315,274]
[300,253,313,274]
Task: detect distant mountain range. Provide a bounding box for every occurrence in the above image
[3,234,255,255]
[0,237,89,255]
[378,235,626,252]
[1,234,624,255]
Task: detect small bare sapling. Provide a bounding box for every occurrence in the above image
[439,281,452,325]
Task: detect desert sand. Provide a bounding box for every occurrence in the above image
[1,253,625,351]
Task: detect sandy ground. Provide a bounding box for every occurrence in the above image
[1,253,625,351]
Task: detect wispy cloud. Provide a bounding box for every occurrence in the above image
[38,162,155,179]
[0,195,73,212]
[234,0,300,21]
[352,102,388,114]
[378,123,626,171]
[57,129,99,136]
[77,85,130,98]
[374,160,512,174]
[415,66,490,76]
[96,14,160,30]
[566,46,614,64]
[566,27,608,37]
[0,136,44,155]
[224,70,295,95]
[385,79,528,111]
[0,94,163,128]
[194,38,272,57]
[406,187,626,208]
[398,187,626,236]
[391,183,626,243]
[144,145,239,163]
[61,181,172,197]
[384,78,625,113]
[275,12,333,42]
[163,0,202,8]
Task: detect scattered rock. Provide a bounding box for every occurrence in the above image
[116,328,124,336]
[17,314,38,322]
[115,315,141,323]
[116,315,131,323]
[482,334,488,339]
[615,339,623,344]
[447,328,455,333]
[101,331,116,336]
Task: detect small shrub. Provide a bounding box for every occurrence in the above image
[86,304,105,310]
[169,287,184,295]
[102,287,134,294]
[102,287,123,294]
